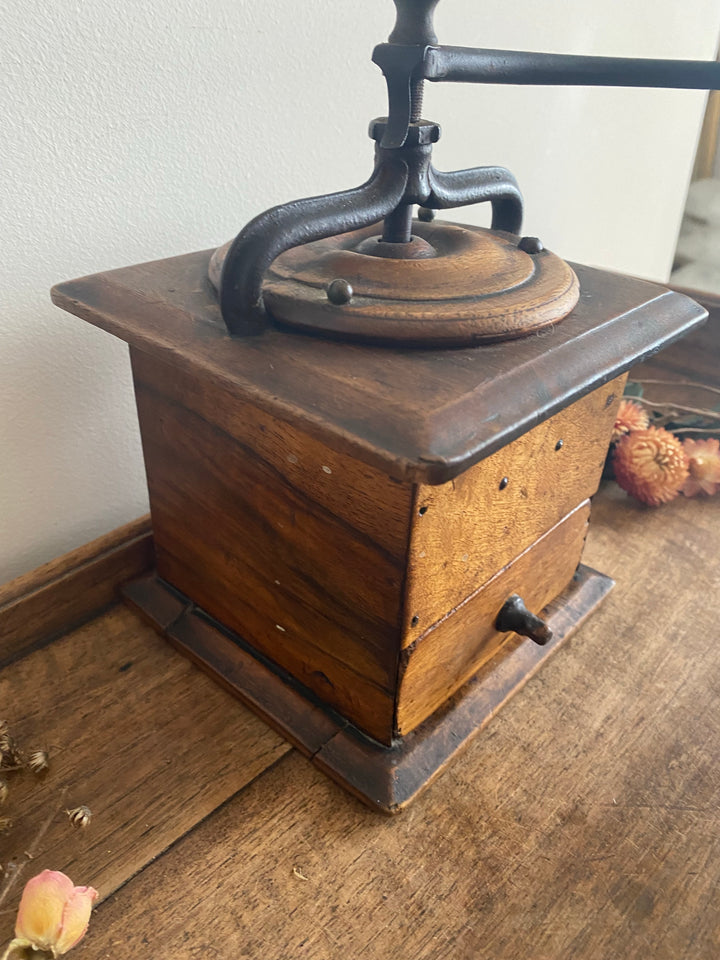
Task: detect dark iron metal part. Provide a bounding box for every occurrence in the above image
[496,594,553,646]
[219,0,720,335]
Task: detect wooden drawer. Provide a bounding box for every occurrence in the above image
[396,500,591,736]
[401,376,624,644]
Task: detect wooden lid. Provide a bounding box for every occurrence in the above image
[212,222,580,345]
[51,253,706,484]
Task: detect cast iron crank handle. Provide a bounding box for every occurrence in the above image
[379,0,720,149]
[496,594,553,646]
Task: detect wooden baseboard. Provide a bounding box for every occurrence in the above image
[0,516,154,667]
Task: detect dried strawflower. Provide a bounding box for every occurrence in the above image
[682,437,720,497]
[0,779,7,804]
[27,750,49,774]
[613,427,689,506]
[8,869,98,957]
[611,398,650,442]
[66,805,92,829]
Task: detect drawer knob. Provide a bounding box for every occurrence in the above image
[496,594,553,646]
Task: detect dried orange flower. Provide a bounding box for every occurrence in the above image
[682,437,720,497]
[611,398,650,442]
[613,427,689,506]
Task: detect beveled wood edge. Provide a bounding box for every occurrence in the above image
[0,515,154,666]
[426,290,706,483]
[122,565,613,814]
[51,259,707,487]
[667,283,720,315]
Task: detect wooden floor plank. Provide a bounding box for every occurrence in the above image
[76,488,720,960]
[0,604,289,914]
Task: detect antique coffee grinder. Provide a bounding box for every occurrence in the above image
[52,0,718,811]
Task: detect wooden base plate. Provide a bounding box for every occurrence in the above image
[123,564,613,813]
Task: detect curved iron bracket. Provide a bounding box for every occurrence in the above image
[217,0,720,335]
[426,166,523,234]
[219,159,408,335]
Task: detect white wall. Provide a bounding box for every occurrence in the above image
[2,0,719,583]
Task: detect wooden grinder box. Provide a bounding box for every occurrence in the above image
[51,255,705,811]
[50,0,720,811]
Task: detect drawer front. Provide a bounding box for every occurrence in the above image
[402,376,624,644]
[396,500,591,736]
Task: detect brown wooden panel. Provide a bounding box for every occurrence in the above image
[397,501,591,735]
[0,604,288,917]
[130,351,413,559]
[0,516,154,667]
[403,379,623,641]
[75,487,720,960]
[131,350,406,744]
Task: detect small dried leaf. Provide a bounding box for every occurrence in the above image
[66,805,92,829]
[27,750,49,774]
[0,732,23,766]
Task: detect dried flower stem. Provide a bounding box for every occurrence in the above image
[672,426,720,434]
[630,398,720,421]
[0,787,67,915]
[0,938,25,960]
[632,378,720,397]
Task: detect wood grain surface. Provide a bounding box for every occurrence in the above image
[0,605,289,911]
[396,500,591,734]
[131,348,409,744]
[3,278,712,957]
[68,486,720,960]
[263,222,580,344]
[403,379,622,640]
[0,516,153,668]
[51,255,705,483]
[122,564,611,813]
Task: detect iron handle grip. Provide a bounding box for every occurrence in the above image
[424,45,720,91]
[496,594,553,646]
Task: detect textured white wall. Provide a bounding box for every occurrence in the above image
[2,0,719,583]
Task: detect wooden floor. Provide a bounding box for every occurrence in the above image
[2,304,719,959]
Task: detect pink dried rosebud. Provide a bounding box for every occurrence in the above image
[13,870,98,957]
